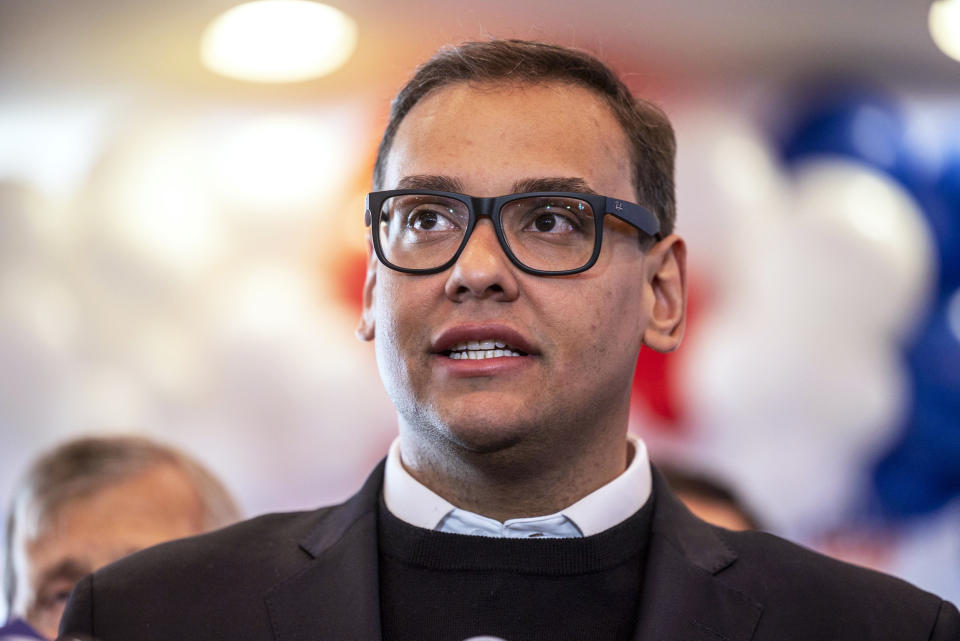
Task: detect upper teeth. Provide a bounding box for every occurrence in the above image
[448,339,522,360]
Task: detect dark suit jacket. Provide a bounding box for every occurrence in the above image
[60,462,959,641]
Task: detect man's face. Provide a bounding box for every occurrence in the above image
[10,463,206,639]
[362,81,677,461]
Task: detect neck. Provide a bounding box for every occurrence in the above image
[398,424,630,522]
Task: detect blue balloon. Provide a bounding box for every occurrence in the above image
[777,82,926,198]
[874,296,960,518]
[930,146,960,290]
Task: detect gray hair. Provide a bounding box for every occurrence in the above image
[3,435,241,617]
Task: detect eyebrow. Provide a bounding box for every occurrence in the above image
[511,177,599,195]
[396,175,465,192]
[36,558,91,590]
[395,175,599,196]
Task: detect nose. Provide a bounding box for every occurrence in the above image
[444,219,520,302]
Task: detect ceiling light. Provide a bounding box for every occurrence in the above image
[930,0,960,63]
[201,0,357,83]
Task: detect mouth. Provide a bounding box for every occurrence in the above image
[444,339,528,360]
[432,325,537,362]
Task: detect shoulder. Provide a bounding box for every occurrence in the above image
[648,466,958,639]
[59,461,388,640]
[721,527,929,598]
[59,507,339,641]
[95,507,332,589]
[717,527,959,639]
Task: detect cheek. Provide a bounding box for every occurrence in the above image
[372,282,407,387]
[574,278,647,365]
[372,271,433,374]
[528,287,609,369]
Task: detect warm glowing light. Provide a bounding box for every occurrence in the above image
[201,0,357,82]
[930,0,960,63]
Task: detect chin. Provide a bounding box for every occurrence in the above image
[398,392,567,461]
[434,407,551,459]
[444,423,526,455]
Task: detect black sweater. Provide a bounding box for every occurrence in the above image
[377,496,654,641]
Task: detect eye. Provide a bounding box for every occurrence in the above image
[530,211,573,233]
[523,203,581,234]
[51,587,73,605]
[409,206,458,231]
[38,582,76,607]
[30,580,77,628]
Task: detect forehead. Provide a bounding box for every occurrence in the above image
[19,464,204,576]
[383,81,634,199]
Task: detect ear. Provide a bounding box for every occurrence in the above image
[355,238,378,342]
[641,234,687,353]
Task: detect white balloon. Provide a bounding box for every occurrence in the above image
[789,159,935,340]
[677,154,923,535]
[673,110,791,281]
[683,314,905,533]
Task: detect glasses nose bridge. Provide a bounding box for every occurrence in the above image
[463,195,505,248]
[459,195,511,264]
[470,195,499,221]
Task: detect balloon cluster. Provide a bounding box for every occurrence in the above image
[779,82,960,520]
[668,81,960,536]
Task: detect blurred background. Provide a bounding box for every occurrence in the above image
[1,0,959,613]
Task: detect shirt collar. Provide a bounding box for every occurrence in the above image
[382,434,652,538]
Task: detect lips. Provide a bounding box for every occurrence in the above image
[431,324,537,360]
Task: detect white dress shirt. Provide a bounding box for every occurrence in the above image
[383,434,652,538]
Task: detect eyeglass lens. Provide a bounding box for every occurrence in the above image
[377,194,597,272]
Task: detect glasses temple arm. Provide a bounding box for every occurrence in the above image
[605,199,661,237]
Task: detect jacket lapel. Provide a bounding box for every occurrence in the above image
[633,468,763,641]
[265,462,386,641]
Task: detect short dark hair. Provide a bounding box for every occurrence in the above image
[3,435,241,618]
[373,39,676,238]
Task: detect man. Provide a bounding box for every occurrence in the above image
[3,435,239,639]
[60,40,958,640]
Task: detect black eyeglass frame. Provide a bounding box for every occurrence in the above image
[364,189,661,276]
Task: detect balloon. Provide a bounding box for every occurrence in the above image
[771,83,960,523]
[788,159,935,340]
[674,99,937,534]
[874,297,960,517]
[777,83,923,195]
[673,110,790,279]
[683,308,906,535]
[929,142,960,290]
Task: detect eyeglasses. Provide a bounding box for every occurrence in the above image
[364,190,660,276]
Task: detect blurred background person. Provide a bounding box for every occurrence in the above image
[1,435,240,639]
[659,464,762,532]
